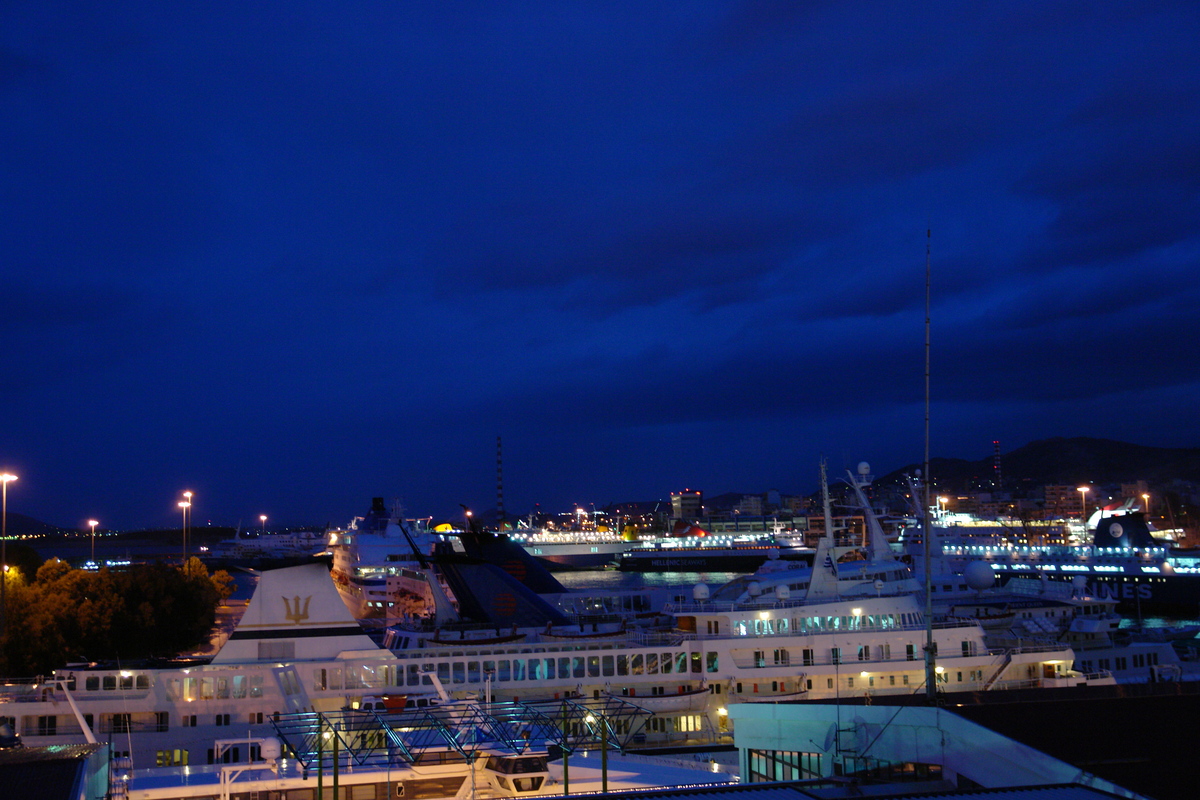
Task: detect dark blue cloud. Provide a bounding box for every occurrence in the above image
[2,1,1199,528]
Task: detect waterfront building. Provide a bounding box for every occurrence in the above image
[671,491,703,521]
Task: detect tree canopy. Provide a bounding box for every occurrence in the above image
[0,557,234,677]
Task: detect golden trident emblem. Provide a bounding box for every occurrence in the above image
[282,595,312,624]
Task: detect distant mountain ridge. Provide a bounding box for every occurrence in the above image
[2,512,67,538]
[881,437,1200,492]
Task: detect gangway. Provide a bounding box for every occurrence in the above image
[982,651,1012,691]
[269,695,652,771]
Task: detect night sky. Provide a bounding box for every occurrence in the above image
[4,3,1199,531]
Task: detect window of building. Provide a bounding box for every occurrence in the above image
[748,749,822,782]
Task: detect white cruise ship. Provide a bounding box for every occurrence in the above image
[377,464,1107,738]
[325,497,452,623]
[0,468,1109,776]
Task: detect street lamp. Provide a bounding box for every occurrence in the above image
[1077,486,1090,523]
[1142,493,1150,516]
[183,491,194,558]
[88,519,99,564]
[179,499,191,563]
[260,514,267,533]
[1,473,17,636]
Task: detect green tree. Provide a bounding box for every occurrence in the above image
[3,581,68,676]
[4,543,43,580]
[0,559,231,677]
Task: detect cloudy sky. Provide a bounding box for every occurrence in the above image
[3,2,1198,530]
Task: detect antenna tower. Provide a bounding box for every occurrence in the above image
[993,440,1002,488]
[496,435,506,525]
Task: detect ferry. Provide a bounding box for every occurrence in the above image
[201,528,327,569]
[920,512,1200,616]
[512,529,636,570]
[614,538,791,572]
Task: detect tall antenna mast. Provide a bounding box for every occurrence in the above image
[993,439,1003,488]
[496,435,506,526]
[923,228,937,704]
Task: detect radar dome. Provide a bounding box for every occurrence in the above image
[692,583,710,601]
[260,738,282,761]
[963,561,995,591]
[1071,575,1087,591]
[774,584,791,600]
[858,462,871,476]
[747,581,762,597]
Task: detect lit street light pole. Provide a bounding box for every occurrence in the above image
[1,473,17,637]
[179,499,191,564]
[260,514,267,533]
[1077,486,1090,525]
[183,492,193,555]
[89,519,99,564]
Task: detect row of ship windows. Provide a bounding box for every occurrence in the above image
[733,668,984,695]
[4,714,259,738]
[164,675,266,701]
[9,711,273,738]
[727,612,921,637]
[314,652,719,690]
[1076,652,1159,672]
[45,674,151,692]
[69,637,976,702]
[57,658,729,704]
[746,641,975,667]
[62,673,265,700]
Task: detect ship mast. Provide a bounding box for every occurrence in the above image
[922,228,938,703]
